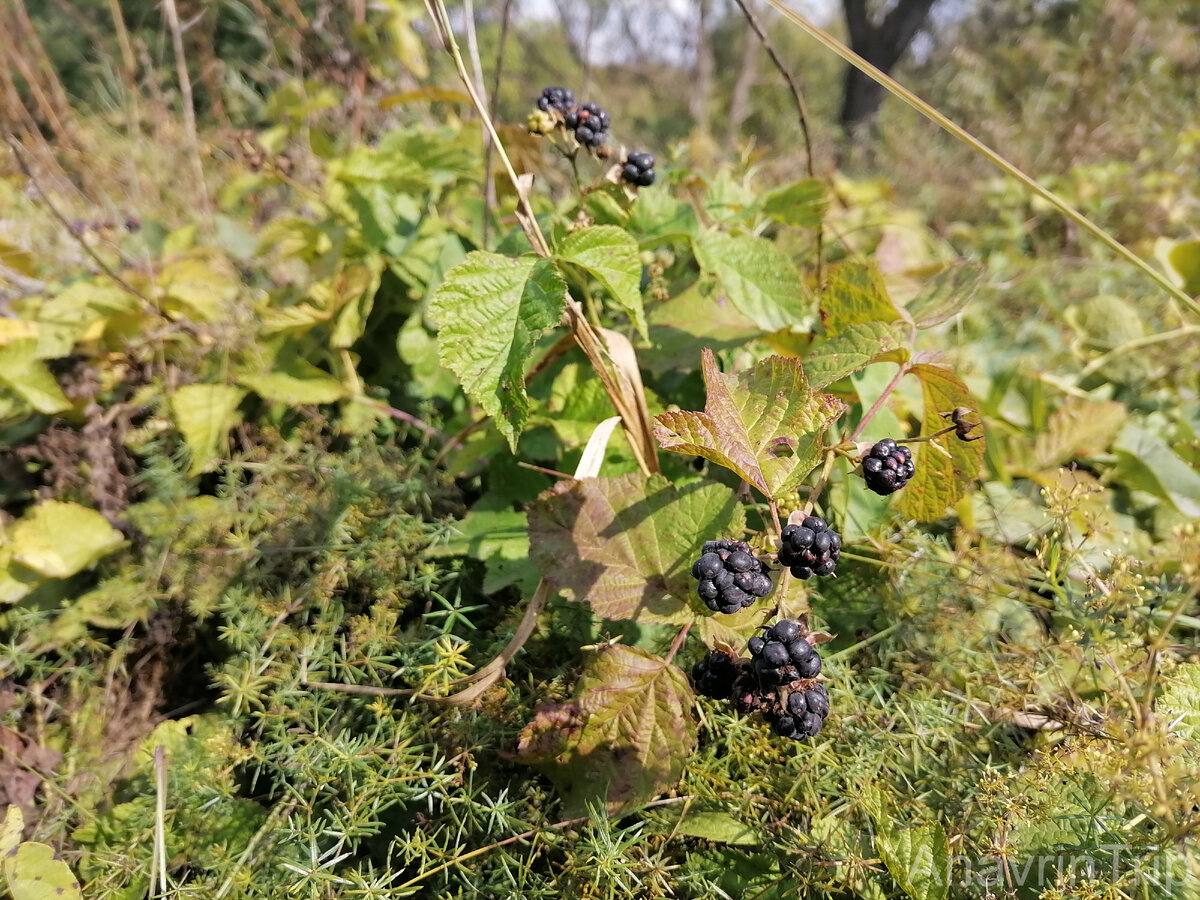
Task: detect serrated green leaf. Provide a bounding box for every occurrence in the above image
[239,356,348,405]
[760,178,827,228]
[0,339,70,414]
[557,226,647,339]
[170,383,246,476]
[627,188,699,245]
[516,643,696,816]
[429,252,567,450]
[821,262,902,336]
[653,349,846,500]
[803,321,909,390]
[1033,397,1126,468]
[903,260,985,328]
[875,820,950,900]
[893,365,986,521]
[695,232,811,331]
[1160,663,1200,742]
[4,842,83,900]
[526,472,745,622]
[9,500,125,579]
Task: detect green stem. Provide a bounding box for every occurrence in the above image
[761,0,1200,318]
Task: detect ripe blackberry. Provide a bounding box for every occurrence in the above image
[778,516,842,579]
[621,150,656,187]
[861,438,916,495]
[692,539,774,614]
[568,100,610,147]
[693,622,829,743]
[749,622,829,741]
[536,86,575,113]
[748,618,822,686]
[691,650,741,700]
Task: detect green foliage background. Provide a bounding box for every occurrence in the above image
[1,1,1199,898]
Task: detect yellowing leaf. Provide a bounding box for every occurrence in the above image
[516,644,696,816]
[8,501,126,579]
[157,252,240,322]
[653,349,846,500]
[1167,239,1200,295]
[4,842,83,900]
[0,806,22,859]
[527,472,745,623]
[894,365,986,522]
[240,357,348,405]
[0,339,70,414]
[821,262,902,335]
[170,384,246,476]
[1033,398,1127,468]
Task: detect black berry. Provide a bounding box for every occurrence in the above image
[621,149,656,187]
[862,438,916,495]
[696,619,830,743]
[691,650,741,700]
[691,539,773,613]
[536,86,575,113]
[778,517,842,579]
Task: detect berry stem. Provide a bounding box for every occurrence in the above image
[849,363,910,442]
[767,499,783,538]
[802,449,838,516]
[665,623,692,665]
[903,423,957,444]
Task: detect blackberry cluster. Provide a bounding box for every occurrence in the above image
[565,101,611,147]
[691,650,739,699]
[748,619,821,684]
[765,682,829,740]
[692,539,774,614]
[536,86,575,113]
[862,438,915,495]
[777,516,842,579]
[621,151,656,187]
[690,619,829,742]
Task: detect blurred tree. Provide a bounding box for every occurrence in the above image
[839,0,937,135]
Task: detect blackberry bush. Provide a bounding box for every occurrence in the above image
[692,538,774,614]
[778,516,842,579]
[861,438,915,495]
[621,150,655,187]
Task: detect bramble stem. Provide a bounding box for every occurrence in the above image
[903,424,957,444]
[849,364,910,442]
[665,623,693,665]
[803,449,839,516]
[767,499,783,537]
